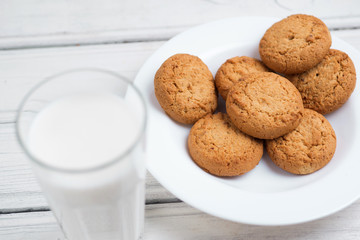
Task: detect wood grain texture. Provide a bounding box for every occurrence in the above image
[1,201,360,240]
[1,0,360,49]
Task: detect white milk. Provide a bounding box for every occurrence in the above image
[28,93,145,240]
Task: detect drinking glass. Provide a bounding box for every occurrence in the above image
[16,69,147,240]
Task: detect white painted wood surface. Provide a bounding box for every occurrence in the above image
[1,0,360,49]
[2,201,360,240]
[1,1,360,239]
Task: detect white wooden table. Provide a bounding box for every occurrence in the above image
[1,1,360,239]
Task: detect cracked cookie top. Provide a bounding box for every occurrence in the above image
[259,14,331,74]
[215,56,270,100]
[154,54,217,124]
[226,72,304,139]
[188,113,263,176]
[287,49,356,115]
[266,109,336,175]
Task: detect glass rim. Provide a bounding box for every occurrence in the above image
[15,68,147,174]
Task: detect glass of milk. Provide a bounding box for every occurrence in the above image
[16,69,147,240]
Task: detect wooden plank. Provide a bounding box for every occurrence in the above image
[0,211,63,240]
[1,0,360,49]
[1,201,360,240]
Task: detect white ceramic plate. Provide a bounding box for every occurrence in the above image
[134,17,360,226]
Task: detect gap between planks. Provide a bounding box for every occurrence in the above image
[0,199,182,215]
